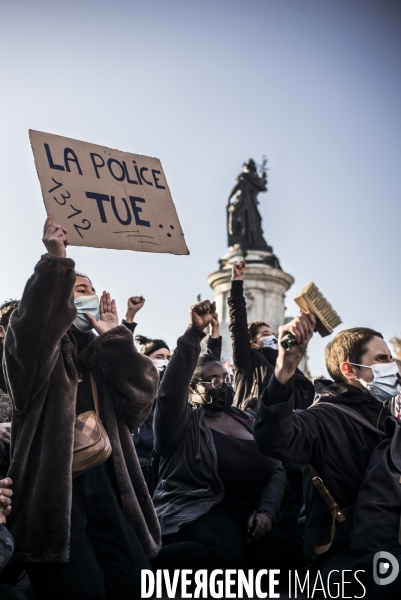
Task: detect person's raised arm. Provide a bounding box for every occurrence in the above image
[207,311,222,361]
[4,216,76,414]
[228,259,252,369]
[88,295,158,431]
[254,313,320,463]
[154,300,215,456]
[122,295,145,334]
[275,312,315,386]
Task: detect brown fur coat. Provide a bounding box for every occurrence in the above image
[3,254,161,563]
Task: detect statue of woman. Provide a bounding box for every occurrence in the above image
[227,159,269,250]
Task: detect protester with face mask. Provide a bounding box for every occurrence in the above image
[0,301,19,481]
[132,335,171,480]
[390,358,401,419]
[2,215,160,599]
[254,319,401,597]
[136,335,171,376]
[133,326,222,483]
[150,300,303,580]
[229,260,315,544]
[228,259,314,414]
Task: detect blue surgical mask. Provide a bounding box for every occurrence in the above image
[261,335,278,350]
[349,362,401,403]
[73,295,100,332]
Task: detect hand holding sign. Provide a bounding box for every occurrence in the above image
[42,214,69,258]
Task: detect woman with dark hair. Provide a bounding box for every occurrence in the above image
[136,335,171,373]
[132,335,171,479]
[229,259,315,538]
[151,300,299,581]
[229,259,314,414]
[3,216,160,599]
[134,317,222,481]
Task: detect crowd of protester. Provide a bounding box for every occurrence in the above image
[0,215,400,599]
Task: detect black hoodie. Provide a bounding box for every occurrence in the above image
[254,374,392,565]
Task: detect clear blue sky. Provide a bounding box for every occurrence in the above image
[1,0,400,375]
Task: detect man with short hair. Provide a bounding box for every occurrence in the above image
[254,314,401,596]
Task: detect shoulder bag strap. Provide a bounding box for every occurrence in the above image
[308,403,384,554]
[309,402,385,438]
[309,464,346,555]
[90,372,100,417]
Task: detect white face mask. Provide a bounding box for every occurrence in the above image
[152,359,169,372]
[261,335,278,350]
[73,295,100,332]
[349,362,401,403]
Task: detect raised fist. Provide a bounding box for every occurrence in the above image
[125,296,145,323]
[190,300,216,331]
[232,259,246,281]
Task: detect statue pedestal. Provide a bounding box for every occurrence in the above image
[207,246,294,361]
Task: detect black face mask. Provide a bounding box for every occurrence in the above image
[202,382,234,413]
[158,367,166,384]
[259,346,278,365]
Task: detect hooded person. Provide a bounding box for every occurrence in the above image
[151,300,303,585]
[3,216,160,599]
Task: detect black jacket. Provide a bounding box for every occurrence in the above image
[4,254,161,562]
[254,374,392,565]
[228,280,314,411]
[153,325,286,535]
[0,344,7,394]
[132,335,222,467]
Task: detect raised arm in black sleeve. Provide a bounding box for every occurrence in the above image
[122,320,137,334]
[206,336,222,361]
[154,326,206,456]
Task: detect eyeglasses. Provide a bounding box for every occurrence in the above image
[197,374,234,389]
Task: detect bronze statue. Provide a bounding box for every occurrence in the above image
[226,159,269,251]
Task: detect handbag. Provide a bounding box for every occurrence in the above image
[72,373,112,478]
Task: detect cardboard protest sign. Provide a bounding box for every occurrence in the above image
[29,130,189,255]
